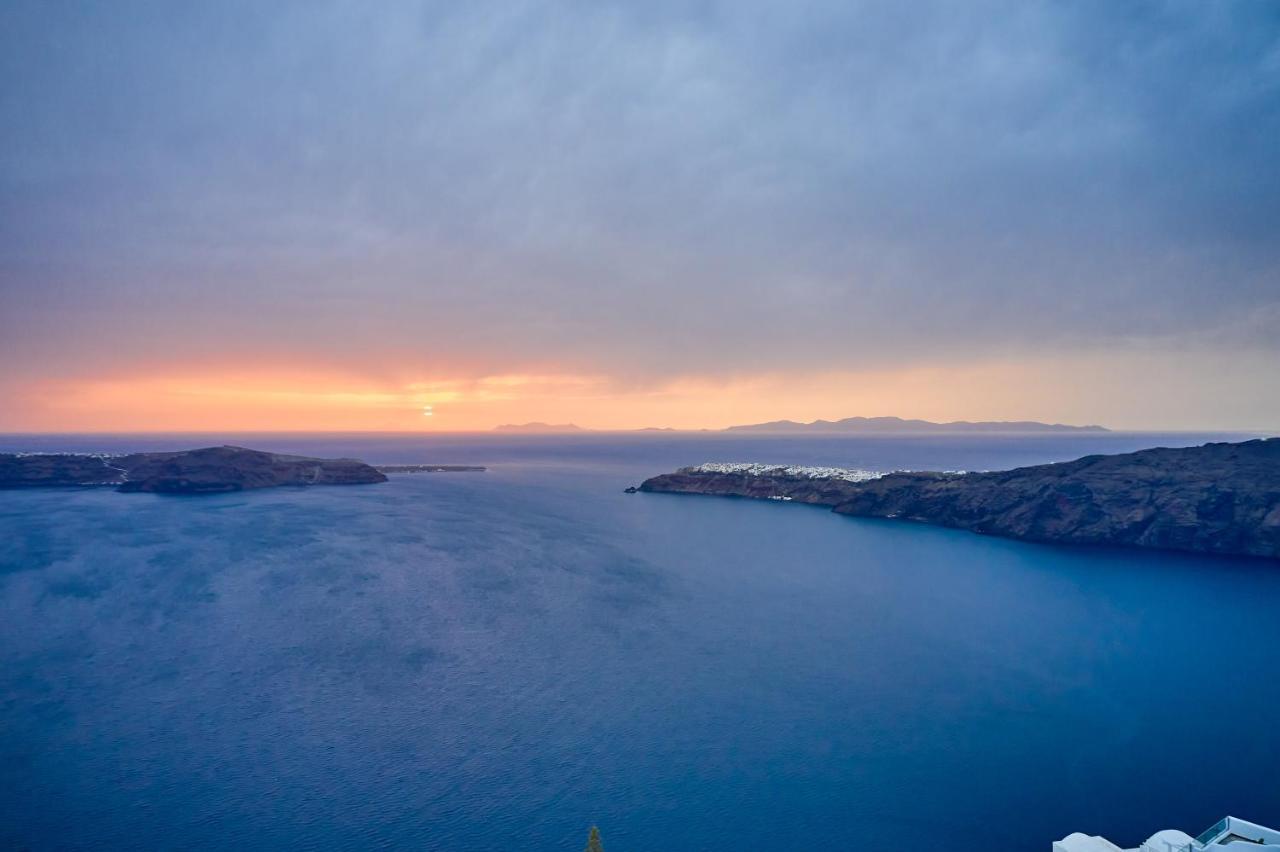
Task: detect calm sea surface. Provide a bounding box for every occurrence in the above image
[1,432,1277,850]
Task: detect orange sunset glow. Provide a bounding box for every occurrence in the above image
[1,2,1277,439]
[4,347,1276,433]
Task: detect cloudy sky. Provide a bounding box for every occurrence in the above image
[2,0,1278,430]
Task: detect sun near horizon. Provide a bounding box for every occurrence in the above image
[3,351,1277,434]
[1,3,1278,436]
[0,3,1274,434]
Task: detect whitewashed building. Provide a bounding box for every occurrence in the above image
[1055,816,1280,851]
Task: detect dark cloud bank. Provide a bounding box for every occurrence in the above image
[1,0,1277,381]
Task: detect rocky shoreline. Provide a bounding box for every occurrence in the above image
[639,439,1280,560]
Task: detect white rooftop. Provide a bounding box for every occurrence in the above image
[1056,816,1280,852]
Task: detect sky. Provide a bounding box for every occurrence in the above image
[1,0,1278,432]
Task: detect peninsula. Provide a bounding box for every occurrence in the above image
[638,438,1280,560]
[0,445,388,494]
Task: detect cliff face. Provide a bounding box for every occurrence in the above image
[640,439,1280,560]
[0,446,387,493]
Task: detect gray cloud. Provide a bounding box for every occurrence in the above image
[2,0,1278,380]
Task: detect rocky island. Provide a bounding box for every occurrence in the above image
[722,416,1109,434]
[492,422,586,433]
[0,446,388,494]
[638,438,1280,560]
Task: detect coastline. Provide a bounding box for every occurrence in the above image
[639,439,1280,561]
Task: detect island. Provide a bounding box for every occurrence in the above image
[638,438,1280,560]
[492,422,585,433]
[722,416,1108,434]
[0,445,388,494]
[483,416,1109,434]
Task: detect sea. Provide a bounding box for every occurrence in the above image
[1,431,1277,851]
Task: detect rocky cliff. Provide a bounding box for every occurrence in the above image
[0,446,388,493]
[639,439,1280,560]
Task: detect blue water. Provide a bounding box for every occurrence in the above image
[2,432,1277,850]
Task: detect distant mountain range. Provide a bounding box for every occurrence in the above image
[723,417,1108,434]
[492,422,586,433]
[492,417,1107,433]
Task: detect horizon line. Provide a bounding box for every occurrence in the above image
[1,427,1275,437]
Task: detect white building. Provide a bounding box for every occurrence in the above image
[1056,816,1280,851]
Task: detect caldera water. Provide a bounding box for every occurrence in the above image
[2,432,1277,850]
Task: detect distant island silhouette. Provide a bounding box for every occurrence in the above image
[493,417,1108,434]
[492,422,586,433]
[721,417,1109,434]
